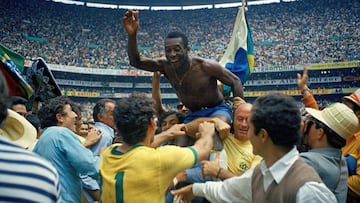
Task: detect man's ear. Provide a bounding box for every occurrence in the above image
[56,113,63,123]
[149,117,158,131]
[97,113,103,122]
[259,128,268,143]
[317,128,325,140]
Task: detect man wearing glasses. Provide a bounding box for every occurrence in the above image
[300,103,359,203]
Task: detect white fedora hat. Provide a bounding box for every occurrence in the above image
[343,88,360,107]
[306,103,359,140]
[0,109,37,150]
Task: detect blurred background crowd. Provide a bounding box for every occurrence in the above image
[0,0,359,70]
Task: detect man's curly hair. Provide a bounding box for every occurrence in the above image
[37,96,74,128]
[114,92,155,145]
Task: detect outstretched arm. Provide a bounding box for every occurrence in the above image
[122,9,164,72]
[185,117,230,140]
[205,61,244,99]
[150,124,186,148]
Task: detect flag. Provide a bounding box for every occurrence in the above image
[219,7,254,94]
[0,43,34,99]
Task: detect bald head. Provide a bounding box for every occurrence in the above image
[233,103,252,141]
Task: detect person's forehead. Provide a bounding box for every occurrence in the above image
[105,102,115,110]
[162,114,179,122]
[63,104,73,112]
[165,37,184,48]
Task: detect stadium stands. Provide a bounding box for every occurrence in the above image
[1,0,359,112]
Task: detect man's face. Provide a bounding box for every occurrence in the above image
[75,112,82,134]
[177,103,189,115]
[343,99,360,122]
[233,104,251,141]
[247,113,261,156]
[79,123,89,137]
[165,37,188,65]
[100,102,115,128]
[12,104,27,117]
[58,104,77,132]
[161,114,180,132]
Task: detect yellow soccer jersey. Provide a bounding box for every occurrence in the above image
[100,143,197,203]
[224,134,262,175]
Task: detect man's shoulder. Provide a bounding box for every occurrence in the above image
[0,137,58,175]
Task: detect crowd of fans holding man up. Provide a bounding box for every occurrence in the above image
[0,0,360,202]
[0,0,359,69]
[1,64,360,202]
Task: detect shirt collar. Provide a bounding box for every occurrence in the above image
[260,146,299,184]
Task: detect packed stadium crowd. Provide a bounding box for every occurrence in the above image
[1,0,360,202]
[0,0,359,70]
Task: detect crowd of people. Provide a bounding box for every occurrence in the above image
[1,0,360,202]
[1,65,360,202]
[0,0,359,70]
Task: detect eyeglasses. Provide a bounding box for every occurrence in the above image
[303,115,327,133]
[302,115,315,136]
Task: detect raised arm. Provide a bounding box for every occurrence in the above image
[152,71,167,116]
[297,64,319,109]
[122,9,164,72]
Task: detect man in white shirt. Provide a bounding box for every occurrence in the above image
[171,93,337,203]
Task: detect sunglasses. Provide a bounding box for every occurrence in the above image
[177,104,184,110]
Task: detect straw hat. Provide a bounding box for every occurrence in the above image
[306,103,359,140]
[343,88,360,107]
[0,109,37,150]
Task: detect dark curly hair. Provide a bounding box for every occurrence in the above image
[251,93,301,149]
[113,92,155,145]
[159,110,185,125]
[166,31,189,48]
[0,72,9,125]
[37,96,74,128]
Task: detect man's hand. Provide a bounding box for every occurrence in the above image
[167,124,187,139]
[84,128,102,148]
[201,152,220,178]
[195,121,215,139]
[297,64,308,90]
[232,97,246,112]
[211,117,230,140]
[171,185,195,202]
[122,9,139,35]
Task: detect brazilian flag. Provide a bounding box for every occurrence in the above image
[0,44,34,99]
[219,7,254,94]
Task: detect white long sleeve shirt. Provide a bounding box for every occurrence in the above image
[193,147,337,203]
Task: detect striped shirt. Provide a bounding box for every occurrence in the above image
[0,137,60,202]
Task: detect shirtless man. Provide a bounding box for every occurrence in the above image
[122,10,244,142]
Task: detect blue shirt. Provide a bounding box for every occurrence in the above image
[90,122,114,155]
[301,147,348,203]
[33,126,100,203]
